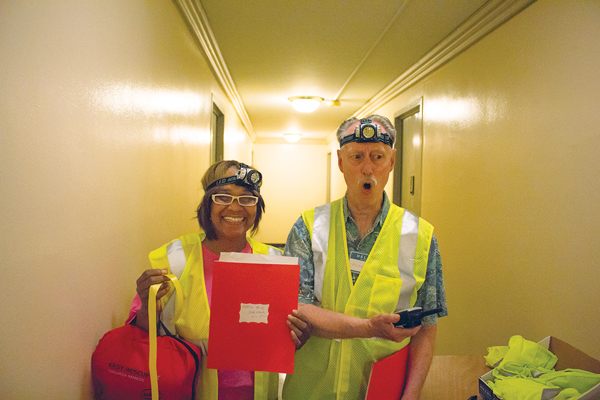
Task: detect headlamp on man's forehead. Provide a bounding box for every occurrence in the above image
[340,118,393,148]
[206,163,262,192]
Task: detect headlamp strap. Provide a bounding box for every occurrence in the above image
[206,163,262,192]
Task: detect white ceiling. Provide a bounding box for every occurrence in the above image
[175,0,534,142]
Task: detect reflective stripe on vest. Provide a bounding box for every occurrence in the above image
[397,209,419,311]
[312,203,331,306]
[149,232,281,400]
[310,200,423,312]
[159,239,187,337]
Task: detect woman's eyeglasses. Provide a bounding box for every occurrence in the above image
[212,194,258,207]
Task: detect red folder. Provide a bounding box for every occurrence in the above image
[207,261,300,374]
[365,345,409,400]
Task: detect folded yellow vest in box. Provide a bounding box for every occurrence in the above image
[485,335,600,400]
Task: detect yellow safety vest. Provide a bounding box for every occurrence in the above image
[149,232,281,400]
[283,198,433,400]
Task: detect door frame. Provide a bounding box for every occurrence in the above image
[211,97,225,164]
[393,97,424,208]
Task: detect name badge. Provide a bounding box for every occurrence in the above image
[349,251,368,273]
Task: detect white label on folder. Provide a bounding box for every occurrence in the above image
[239,303,269,324]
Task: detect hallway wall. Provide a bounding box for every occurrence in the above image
[373,0,600,358]
[0,1,252,397]
[252,142,330,244]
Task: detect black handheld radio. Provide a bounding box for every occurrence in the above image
[393,307,443,329]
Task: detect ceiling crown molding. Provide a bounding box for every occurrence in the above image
[326,0,537,144]
[174,0,257,142]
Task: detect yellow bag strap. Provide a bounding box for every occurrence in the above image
[148,274,183,400]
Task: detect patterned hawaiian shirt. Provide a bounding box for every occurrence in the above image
[284,192,447,325]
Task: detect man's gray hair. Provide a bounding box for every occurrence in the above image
[336,114,397,148]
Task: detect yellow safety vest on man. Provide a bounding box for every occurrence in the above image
[149,232,281,400]
[283,198,434,400]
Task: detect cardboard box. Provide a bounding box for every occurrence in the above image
[479,336,600,400]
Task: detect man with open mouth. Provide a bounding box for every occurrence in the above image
[283,114,448,400]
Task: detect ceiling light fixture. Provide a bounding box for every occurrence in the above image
[283,133,302,143]
[288,96,324,113]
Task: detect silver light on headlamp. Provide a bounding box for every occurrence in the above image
[340,118,393,148]
[206,163,262,192]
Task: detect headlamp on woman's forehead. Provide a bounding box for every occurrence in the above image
[340,118,393,148]
[206,163,262,192]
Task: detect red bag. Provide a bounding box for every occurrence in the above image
[92,323,201,400]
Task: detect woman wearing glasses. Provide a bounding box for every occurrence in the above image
[128,160,312,400]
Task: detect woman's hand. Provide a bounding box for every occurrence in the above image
[287,309,313,350]
[136,268,171,305]
[134,269,170,332]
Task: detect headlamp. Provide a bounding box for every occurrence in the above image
[206,163,262,192]
[340,118,393,148]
